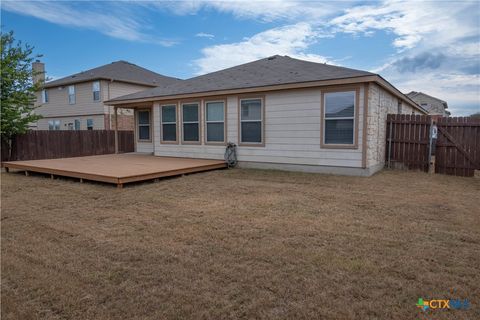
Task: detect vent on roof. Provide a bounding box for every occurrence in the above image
[267,55,277,60]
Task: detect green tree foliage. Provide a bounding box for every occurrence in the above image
[1,30,42,157]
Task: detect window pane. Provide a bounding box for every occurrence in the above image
[87,119,93,128]
[93,91,100,101]
[207,123,224,142]
[162,124,176,141]
[68,85,75,94]
[138,111,150,124]
[241,99,261,120]
[54,120,60,130]
[162,105,176,123]
[48,121,54,130]
[241,121,261,143]
[206,102,224,121]
[139,126,150,140]
[183,123,199,141]
[183,104,198,122]
[92,81,100,92]
[325,91,355,118]
[325,119,354,144]
[69,94,75,104]
[74,120,80,130]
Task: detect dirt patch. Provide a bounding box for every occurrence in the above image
[1,169,479,319]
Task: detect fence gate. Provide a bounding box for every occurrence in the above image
[386,114,432,172]
[435,117,480,177]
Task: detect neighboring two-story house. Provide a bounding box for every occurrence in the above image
[406,91,451,117]
[33,60,180,130]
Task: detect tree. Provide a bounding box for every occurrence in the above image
[1,30,42,159]
[470,112,480,119]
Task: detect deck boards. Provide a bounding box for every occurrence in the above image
[3,154,227,186]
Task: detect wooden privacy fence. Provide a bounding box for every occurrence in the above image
[1,130,134,162]
[435,117,480,177]
[385,114,432,172]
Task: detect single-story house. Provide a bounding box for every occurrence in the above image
[106,55,426,176]
[33,60,180,130]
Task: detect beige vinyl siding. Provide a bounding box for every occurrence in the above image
[34,80,154,130]
[36,115,105,130]
[366,83,416,168]
[152,87,365,168]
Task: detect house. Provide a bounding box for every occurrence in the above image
[106,55,427,176]
[32,60,180,131]
[406,91,450,118]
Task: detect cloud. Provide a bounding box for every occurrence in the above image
[2,1,176,46]
[194,22,331,75]
[195,32,215,39]
[393,53,446,73]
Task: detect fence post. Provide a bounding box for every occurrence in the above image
[387,115,393,169]
[428,117,433,173]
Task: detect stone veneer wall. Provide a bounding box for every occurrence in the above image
[366,83,416,168]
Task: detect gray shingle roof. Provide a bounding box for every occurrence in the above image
[108,55,375,102]
[44,61,180,88]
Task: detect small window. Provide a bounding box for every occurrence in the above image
[87,119,94,130]
[161,105,177,142]
[397,101,402,114]
[182,103,199,142]
[137,110,150,140]
[41,89,48,103]
[68,85,76,104]
[48,120,60,130]
[323,91,355,145]
[74,119,81,130]
[240,98,263,144]
[92,81,100,101]
[205,101,225,143]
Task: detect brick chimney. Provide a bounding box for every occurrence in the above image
[32,60,45,85]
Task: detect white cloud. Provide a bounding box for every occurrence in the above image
[2,1,176,46]
[195,32,215,39]
[194,22,331,75]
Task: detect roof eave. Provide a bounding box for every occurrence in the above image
[43,77,165,89]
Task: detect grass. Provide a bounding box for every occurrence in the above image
[1,168,479,319]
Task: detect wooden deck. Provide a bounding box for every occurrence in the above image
[3,154,227,187]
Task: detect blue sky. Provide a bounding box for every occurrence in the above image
[2,0,479,115]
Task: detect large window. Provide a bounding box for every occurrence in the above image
[48,120,60,130]
[323,91,355,145]
[92,81,100,101]
[161,105,177,142]
[68,85,76,104]
[41,89,48,103]
[137,110,151,140]
[182,103,199,142]
[205,101,225,143]
[240,98,263,144]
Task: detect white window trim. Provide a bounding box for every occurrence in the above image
[181,102,200,144]
[137,109,151,142]
[204,100,226,144]
[41,89,48,103]
[68,85,76,105]
[239,97,264,146]
[160,104,178,144]
[323,90,356,147]
[92,81,101,101]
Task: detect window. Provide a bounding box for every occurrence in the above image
[397,101,402,114]
[161,105,177,142]
[68,85,76,104]
[205,101,225,143]
[323,91,356,145]
[92,81,100,101]
[41,89,48,103]
[48,120,60,130]
[182,103,199,142]
[240,98,263,144]
[137,110,150,140]
[74,119,81,130]
[87,119,94,130]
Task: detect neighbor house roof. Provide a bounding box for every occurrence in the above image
[44,61,180,88]
[406,91,448,108]
[106,55,426,113]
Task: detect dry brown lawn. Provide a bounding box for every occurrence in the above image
[1,168,479,319]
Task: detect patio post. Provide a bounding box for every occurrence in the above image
[114,106,119,154]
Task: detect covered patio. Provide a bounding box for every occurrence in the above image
[3,153,227,188]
